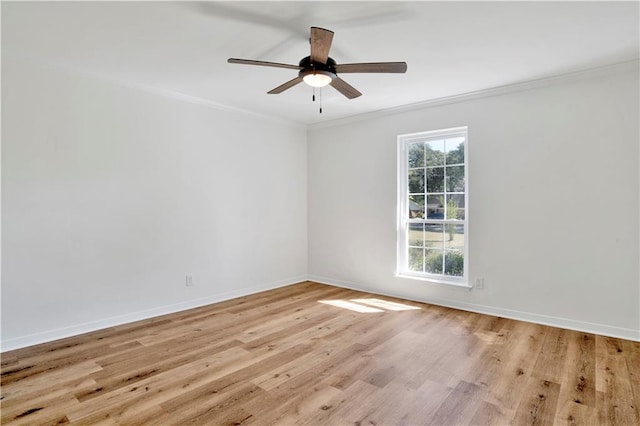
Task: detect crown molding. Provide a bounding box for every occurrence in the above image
[308,59,640,131]
[6,49,637,132]
[4,50,305,130]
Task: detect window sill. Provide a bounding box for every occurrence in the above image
[395,273,471,289]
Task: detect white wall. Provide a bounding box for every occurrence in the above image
[308,63,640,341]
[3,57,638,351]
[1,57,308,350]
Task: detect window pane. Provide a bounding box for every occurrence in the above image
[444,251,464,277]
[425,224,443,250]
[408,169,425,193]
[445,224,464,251]
[446,138,465,165]
[408,247,424,272]
[425,249,443,274]
[426,195,444,219]
[425,140,445,167]
[408,143,424,168]
[445,194,465,220]
[409,195,425,219]
[446,165,465,192]
[408,223,424,247]
[399,127,467,282]
[426,167,444,193]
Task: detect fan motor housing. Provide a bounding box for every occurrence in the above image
[298,56,337,81]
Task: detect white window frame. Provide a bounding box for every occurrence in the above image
[396,126,469,287]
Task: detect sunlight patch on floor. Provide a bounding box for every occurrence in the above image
[318,298,421,313]
[318,300,384,313]
[351,298,421,311]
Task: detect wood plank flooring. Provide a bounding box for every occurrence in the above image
[1,281,639,425]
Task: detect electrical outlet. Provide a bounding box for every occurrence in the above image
[185,274,193,287]
[475,277,484,289]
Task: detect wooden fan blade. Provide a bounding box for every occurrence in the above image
[330,77,362,99]
[310,27,334,64]
[268,76,304,94]
[334,62,407,73]
[228,58,301,70]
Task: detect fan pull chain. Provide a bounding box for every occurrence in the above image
[312,87,316,102]
[319,88,323,114]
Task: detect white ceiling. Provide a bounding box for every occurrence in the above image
[3,1,639,125]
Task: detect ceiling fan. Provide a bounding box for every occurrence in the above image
[228,27,407,101]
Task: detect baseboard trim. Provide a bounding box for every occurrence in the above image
[1,275,307,352]
[5,273,637,351]
[308,275,640,342]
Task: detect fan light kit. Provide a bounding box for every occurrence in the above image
[228,27,407,113]
[302,71,334,88]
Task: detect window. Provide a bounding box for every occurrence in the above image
[397,127,468,285]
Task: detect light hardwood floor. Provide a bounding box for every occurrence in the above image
[1,281,639,425]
